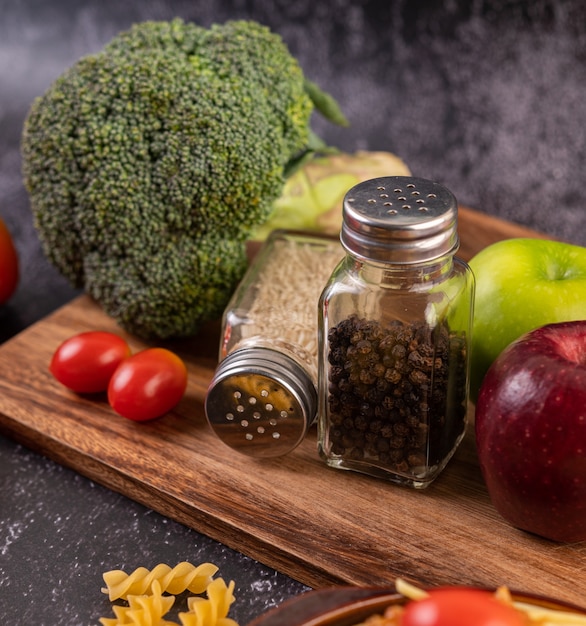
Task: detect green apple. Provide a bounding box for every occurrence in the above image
[469,237,586,401]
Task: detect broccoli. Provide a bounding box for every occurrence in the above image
[21,18,347,339]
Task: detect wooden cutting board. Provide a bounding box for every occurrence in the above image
[1,207,585,607]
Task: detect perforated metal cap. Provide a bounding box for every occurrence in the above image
[341,176,459,263]
[205,347,317,458]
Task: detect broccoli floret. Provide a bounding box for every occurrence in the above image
[21,18,346,338]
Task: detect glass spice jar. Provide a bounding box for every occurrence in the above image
[205,230,344,458]
[317,176,475,488]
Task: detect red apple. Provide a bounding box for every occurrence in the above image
[475,321,586,543]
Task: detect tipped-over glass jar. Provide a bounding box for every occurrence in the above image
[317,176,475,488]
[205,230,344,458]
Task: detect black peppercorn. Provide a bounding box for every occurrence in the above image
[323,314,467,476]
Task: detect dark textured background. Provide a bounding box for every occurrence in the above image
[1,1,585,624]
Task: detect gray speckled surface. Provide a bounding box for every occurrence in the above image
[0,436,308,624]
[1,0,586,623]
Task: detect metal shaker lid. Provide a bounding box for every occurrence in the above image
[341,176,459,263]
[205,347,317,458]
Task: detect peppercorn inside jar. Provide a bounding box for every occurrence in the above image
[317,176,475,488]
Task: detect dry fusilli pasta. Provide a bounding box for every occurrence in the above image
[99,563,240,626]
[178,578,238,626]
[102,562,219,601]
[99,580,176,626]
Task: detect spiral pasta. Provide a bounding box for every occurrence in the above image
[99,580,176,626]
[102,562,219,601]
[352,579,586,626]
[98,562,240,626]
[178,578,238,626]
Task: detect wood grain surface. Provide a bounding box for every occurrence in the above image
[0,208,584,607]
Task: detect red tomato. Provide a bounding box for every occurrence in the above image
[0,216,19,304]
[50,331,131,393]
[400,588,526,626]
[108,348,187,421]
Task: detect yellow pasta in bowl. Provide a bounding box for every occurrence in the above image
[246,579,586,626]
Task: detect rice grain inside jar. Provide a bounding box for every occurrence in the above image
[317,176,475,488]
[205,230,344,458]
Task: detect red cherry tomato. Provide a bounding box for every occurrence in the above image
[0,216,19,304]
[108,348,187,421]
[50,331,131,393]
[401,588,526,626]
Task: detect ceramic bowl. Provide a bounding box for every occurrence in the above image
[246,585,586,626]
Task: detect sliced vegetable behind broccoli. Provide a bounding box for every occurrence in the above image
[22,18,347,339]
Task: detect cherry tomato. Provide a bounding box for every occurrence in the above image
[0,216,19,304]
[50,331,131,393]
[108,348,187,421]
[400,588,526,626]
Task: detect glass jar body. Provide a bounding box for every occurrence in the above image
[206,230,344,457]
[317,253,474,488]
[219,230,344,383]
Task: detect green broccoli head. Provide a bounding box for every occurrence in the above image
[22,18,342,338]
[83,232,249,340]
